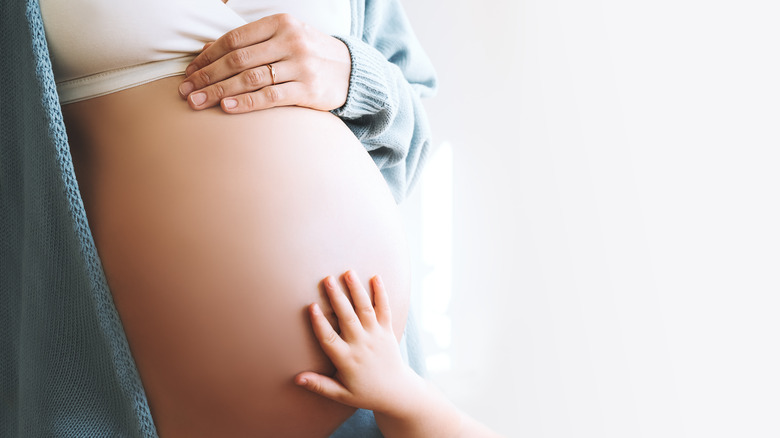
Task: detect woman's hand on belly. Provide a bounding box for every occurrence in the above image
[178,13,351,114]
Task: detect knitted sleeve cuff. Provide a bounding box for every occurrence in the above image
[331,34,392,120]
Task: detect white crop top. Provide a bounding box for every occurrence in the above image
[40,0,352,104]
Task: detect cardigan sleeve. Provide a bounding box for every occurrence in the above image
[331,0,438,203]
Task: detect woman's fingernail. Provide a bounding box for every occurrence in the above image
[312,303,322,315]
[190,92,207,106]
[297,377,308,385]
[375,275,383,288]
[223,98,238,109]
[324,276,335,288]
[179,81,194,97]
[185,65,197,77]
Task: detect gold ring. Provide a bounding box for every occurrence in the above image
[267,64,276,85]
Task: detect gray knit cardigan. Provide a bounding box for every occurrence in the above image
[0,0,436,436]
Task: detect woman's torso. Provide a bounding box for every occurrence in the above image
[46,2,411,437]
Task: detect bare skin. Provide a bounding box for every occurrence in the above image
[62,76,410,437]
[297,271,505,438]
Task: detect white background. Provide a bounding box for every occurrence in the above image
[399,1,780,437]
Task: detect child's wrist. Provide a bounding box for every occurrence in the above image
[375,369,431,420]
[374,375,466,438]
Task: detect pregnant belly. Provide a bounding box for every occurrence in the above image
[62,77,410,437]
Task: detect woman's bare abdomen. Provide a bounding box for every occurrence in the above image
[62,76,410,437]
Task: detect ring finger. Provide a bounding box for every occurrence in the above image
[186,61,291,110]
[179,41,283,98]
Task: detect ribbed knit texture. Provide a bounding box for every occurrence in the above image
[1,1,157,436]
[1,0,435,436]
[333,0,437,203]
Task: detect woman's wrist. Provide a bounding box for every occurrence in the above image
[330,35,392,119]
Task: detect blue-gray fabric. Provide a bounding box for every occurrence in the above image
[0,0,435,436]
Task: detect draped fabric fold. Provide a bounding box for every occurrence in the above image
[1,1,158,436]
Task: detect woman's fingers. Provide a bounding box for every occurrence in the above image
[344,271,379,329]
[294,372,354,406]
[371,275,393,329]
[185,61,291,110]
[179,41,283,99]
[308,303,350,361]
[185,14,286,77]
[220,81,307,113]
[180,13,304,100]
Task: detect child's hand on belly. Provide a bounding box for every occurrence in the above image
[295,270,505,438]
[294,270,426,416]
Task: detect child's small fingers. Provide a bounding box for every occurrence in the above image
[309,303,350,360]
[371,275,393,329]
[322,276,363,338]
[343,270,378,328]
[294,372,354,406]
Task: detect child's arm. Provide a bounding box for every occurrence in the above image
[294,270,504,438]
